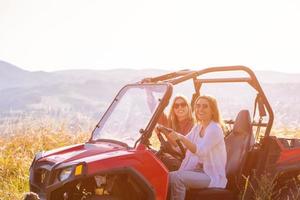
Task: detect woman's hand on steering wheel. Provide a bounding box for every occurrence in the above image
[156,124,173,136]
[155,125,186,160]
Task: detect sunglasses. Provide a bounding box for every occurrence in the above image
[195,103,209,110]
[173,102,187,109]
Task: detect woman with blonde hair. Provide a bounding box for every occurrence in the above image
[152,95,195,171]
[158,95,227,200]
[143,76,194,135]
[145,87,194,135]
[163,95,194,135]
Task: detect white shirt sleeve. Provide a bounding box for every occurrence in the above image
[195,123,224,157]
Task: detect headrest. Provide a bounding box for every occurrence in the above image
[232,110,252,135]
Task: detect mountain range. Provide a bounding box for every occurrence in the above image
[1,60,300,133]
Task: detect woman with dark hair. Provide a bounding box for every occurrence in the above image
[158,95,227,200]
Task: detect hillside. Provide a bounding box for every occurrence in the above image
[1,60,300,132]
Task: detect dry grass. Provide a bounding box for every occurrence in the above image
[240,173,300,200]
[273,127,300,139]
[0,120,90,200]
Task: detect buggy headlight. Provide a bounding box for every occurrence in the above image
[58,164,84,182]
[59,166,73,182]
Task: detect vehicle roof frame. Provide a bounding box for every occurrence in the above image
[145,65,274,137]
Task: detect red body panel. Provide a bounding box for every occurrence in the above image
[87,150,169,200]
[277,145,300,165]
[37,142,169,200]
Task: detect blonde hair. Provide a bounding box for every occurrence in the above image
[194,95,224,128]
[168,95,194,132]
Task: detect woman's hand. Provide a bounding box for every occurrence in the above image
[155,125,186,160]
[156,125,173,136]
[156,125,196,154]
[156,125,182,141]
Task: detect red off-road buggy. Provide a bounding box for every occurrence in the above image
[29,66,300,200]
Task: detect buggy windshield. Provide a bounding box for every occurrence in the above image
[91,84,169,147]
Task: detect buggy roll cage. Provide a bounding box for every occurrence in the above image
[143,65,274,137]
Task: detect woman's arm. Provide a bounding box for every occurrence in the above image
[156,125,179,147]
[177,134,197,153]
[158,125,196,151]
[145,87,168,126]
[166,124,224,156]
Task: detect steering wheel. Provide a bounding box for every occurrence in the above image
[156,126,186,161]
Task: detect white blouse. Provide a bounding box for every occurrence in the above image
[179,121,227,188]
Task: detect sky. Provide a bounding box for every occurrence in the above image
[0,0,300,73]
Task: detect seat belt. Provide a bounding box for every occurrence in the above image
[253,94,266,142]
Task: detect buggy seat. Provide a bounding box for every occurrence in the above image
[185,110,255,200]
